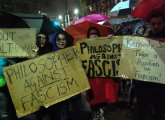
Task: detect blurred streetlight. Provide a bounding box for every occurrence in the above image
[74,8,79,20]
[74,8,79,15]
[59,15,62,20]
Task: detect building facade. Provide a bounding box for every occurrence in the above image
[85,0,138,15]
[85,0,121,15]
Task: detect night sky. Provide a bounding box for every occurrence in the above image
[47,0,80,16]
[1,0,81,17]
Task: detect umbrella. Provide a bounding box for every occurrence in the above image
[109,0,130,16]
[75,21,114,36]
[12,12,63,35]
[109,17,141,25]
[0,11,29,28]
[40,15,63,35]
[65,25,87,44]
[109,8,132,17]
[109,0,138,17]
[132,0,165,21]
[12,13,73,43]
[73,14,110,25]
[65,21,114,44]
[0,11,73,45]
[110,0,130,12]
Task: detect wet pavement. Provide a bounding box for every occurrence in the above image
[103,98,165,120]
[104,98,134,120]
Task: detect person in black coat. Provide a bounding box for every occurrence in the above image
[135,12,165,120]
[36,32,53,55]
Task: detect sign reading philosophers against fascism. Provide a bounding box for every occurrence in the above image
[76,37,123,77]
[0,28,36,57]
[118,36,165,84]
[3,46,90,118]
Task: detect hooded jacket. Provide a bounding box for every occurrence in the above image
[36,33,53,55]
[52,32,73,51]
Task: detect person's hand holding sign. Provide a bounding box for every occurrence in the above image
[32,45,39,57]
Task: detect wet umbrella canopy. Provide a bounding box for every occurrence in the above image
[73,14,110,25]
[132,0,165,21]
[0,11,29,28]
[11,12,63,35]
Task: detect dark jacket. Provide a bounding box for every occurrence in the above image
[36,33,53,55]
[37,42,53,55]
[149,27,165,38]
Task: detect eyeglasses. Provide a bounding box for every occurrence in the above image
[56,38,66,42]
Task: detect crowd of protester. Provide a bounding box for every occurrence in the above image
[0,11,165,120]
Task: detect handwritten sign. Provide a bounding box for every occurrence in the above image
[76,37,122,77]
[0,28,36,57]
[3,47,90,118]
[118,36,165,84]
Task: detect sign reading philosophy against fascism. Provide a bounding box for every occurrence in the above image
[76,37,123,78]
[3,46,90,118]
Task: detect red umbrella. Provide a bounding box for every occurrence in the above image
[65,26,87,44]
[132,0,165,21]
[65,21,114,44]
[75,21,114,36]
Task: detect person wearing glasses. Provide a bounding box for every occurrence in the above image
[47,32,71,120]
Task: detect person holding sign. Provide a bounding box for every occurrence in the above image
[49,32,91,120]
[86,26,119,120]
[50,32,70,120]
[36,32,53,55]
[135,12,165,120]
[48,32,72,120]
[34,32,54,120]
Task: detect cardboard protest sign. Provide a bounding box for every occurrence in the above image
[3,46,90,118]
[0,28,36,57]
[76,37,123,77]
[118,36,165,84]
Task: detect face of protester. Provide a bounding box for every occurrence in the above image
[56,34,67,49]
[150,17,164,34]
[89,29,99,38]
[38,34,47,47]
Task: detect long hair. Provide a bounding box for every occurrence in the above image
[36,32,52,55]
[87,26,101,38]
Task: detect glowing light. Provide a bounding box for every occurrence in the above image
[74,8,79,15]
[59,15,62,20]
[54,21,60,26]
